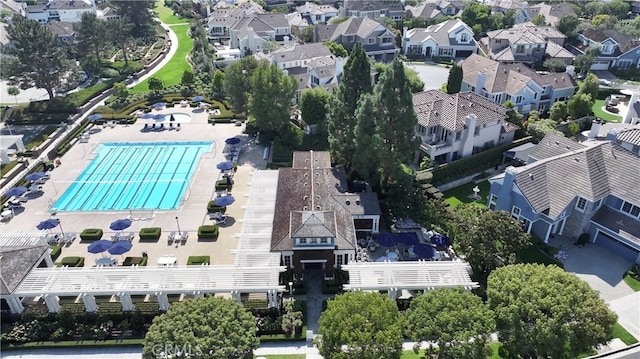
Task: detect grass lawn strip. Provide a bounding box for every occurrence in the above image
[611,322,639,345]
[154,1,189,24]
[443,180,490,207]
[592,99,622,122]
[130,24,192,93]
[623,272,640,291]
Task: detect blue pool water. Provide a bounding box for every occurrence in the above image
[53,141,213,212]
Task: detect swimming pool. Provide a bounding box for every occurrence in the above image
[155,112,192,123]
[52,141,213,212]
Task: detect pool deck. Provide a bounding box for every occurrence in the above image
[1,107,268,269]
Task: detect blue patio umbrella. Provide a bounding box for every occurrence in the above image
[153,114,166,121]
[191,95,205,102]
[413,243,437,259]
[108,241,132,255]
[430,234,452,248]
[4,186,28,197]
[138,113,155,119]
[225,137,241,145]
[214,195,235,207]
[25,172,47,182]
[152,102,166,109]
[87,240,113,254]
[87,114,103,121]
[395,232,419,246]
[376,233,397,248]
[109,218,132,231]
[36,218,60,230]
[217,161,234,171]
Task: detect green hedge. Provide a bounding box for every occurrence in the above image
[60,256,84,267]
[321,279,340,294]
[206,202,226,213]
[187,256,210,265]
[430,137,533,186]
[215,180,233,191]
[139,227,161,240]
[197,225,219,240]
[122,256,148,266]
[55,119,91,157]
[79,228,103,241]
[49,245,62,261]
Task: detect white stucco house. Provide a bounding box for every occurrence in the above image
[24,0,95,23]
[403,19,477,59]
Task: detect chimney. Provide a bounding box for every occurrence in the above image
[283,35,290,45]
[624,86,640,124]
[460,114,478,157]
[493,166,519,212]
[589,119,603,139]
[335,57,344,78]
[475,71,486,95]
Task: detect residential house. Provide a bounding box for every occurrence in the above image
[482,22,574,66]
[485,0,529,24]
[576,28,640,70]
[586,120,640,156]
[262,42,333,70]
[632,1,640,17]
[271,151,381,279]
[297,2,339,25]
[341,0,404,22]
[403,19,477,58]
[525,2,577,27]
[97,6,120,21]
[459,54,577,113]
[314,16,399,62]
[286,12,310,31]
[207,1,265,38]
[623,87,640,125]
[413,90,516,163]
[46,20,75,44]
[489,133,640,263]
[404,0,466,21]
[24,0,95,23]
[0,0,25,16]
[229,14,292,56]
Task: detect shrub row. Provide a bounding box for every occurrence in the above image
[54,119,91,157]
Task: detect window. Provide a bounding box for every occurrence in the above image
[320,238,328,244]
[417,125,426,135]
[310,238,319,244]
[516,96,523,104]
[299,238,307,244]
[511,206,521,219]
[516,44,525,53]
[533,93,537,100]
[368,37,375,44]
[455,131,461,140]
[336,254,343,267]
[283,255,292,268]
[620,201,640,218]
[593,199,602,209]
[382,37,391,43]
[489,194,498,210]
[575,196,587,212]
[474,126,480,135]
[439,48,453,57]
[461,33,468,42]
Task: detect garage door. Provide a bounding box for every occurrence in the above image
[590,61,611,70]
[595,231,639,263]
[455,50,473,58]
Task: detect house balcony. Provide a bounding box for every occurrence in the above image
[420,141,452,158]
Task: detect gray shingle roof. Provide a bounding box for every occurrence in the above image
[617,128,640,146]
[315,16,388,42]
[46,21,74,37]
[0,245,49,295]
[513,139,640,218]
[404,19,471,46]
[271,42,332,64]
[345,0,403,12]
[413,90,509,132]
[528,2,577,26]
[405,2,442,20]
[581,28,640,54]
[528,133,585,161]
[271,151,381,251]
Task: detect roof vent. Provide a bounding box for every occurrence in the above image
[316,195,321,200]
[356,200,360,205]
[303,206,309,210]
[529,173,533,180]
[346,200,351,205]
[316,205,321,210]
[555,140,560,145]
[574,157,580,162]
[303,195,309,201]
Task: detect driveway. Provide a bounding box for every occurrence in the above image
[404,62,450,91]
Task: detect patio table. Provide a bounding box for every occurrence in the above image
[157,255,177,266]
[96,257,117,266]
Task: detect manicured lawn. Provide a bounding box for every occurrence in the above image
[154,1,188,24]
[130,24,193,93]
[623,272,640,291]
[612,322,639,345]
[592,99,622,122]
[443,180,490,207]
[258,356,305,359]
[516,246,564,268]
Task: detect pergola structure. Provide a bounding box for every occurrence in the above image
[0,231,47,247]
[342,261,479,299]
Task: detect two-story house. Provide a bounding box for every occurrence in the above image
[413,90,516,163]
[296,2,339,25]
[524,2,577,27]
[207,1,265,38]
[489,133,640,263]
[341,0,404,22]
[271,151,381,279]
[403,19,477,58]
[229,14,292,56]
[576,28,640,70]
[97,6,120,21]
[460,54,577,113]
[482,23,574,66]
[46,20,75,44]
[263,42,334,70]
[314,16,399,62]
[404,0,466,21]
[485,0,529,24]
[24,0,94,23]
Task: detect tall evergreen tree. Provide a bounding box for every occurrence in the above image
[357,59,420,191]
[108,17,133,65]
[74,12,107,63]
[223,57,261,114]
[326,42,372,170]
[352,93,382,187]
[250,64,297,133]
[446,64,463,94]
[111,0,155,38]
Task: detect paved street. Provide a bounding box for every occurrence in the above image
[404,62,451,91]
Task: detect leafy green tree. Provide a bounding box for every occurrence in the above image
[300,87,331,129]
[181,69,195,87]
[565,122,581,137]
[549,101,568,122]
[280,298,303,338]
[108,17,133,65]
[142,296,259,359]
[556,15,580,39]
[148,77,164,95]
[211,70,225,98]
[578,73,599,100]
[584,1,604,18]
[405,289,495,359]
[317,292,404,359]
[527,119,562,140]
[111,0,155,37]
[543,58,567,72]
[604,0,630,18]
[567,93,594,119]
[446,64,463,94]
[7,86,19,103]
[250,64,297,132]
[293,25,314,42]
[357,60,420,191]
[447,204,531,285]
[461,3,491,34]
[324,41,348,57]
[327,42,372,170]
[112,82,129,100]
[404,67,424,93]
[4,17,72,100]
[488,264,618,359]
[531,14,546,26]
[353,93,382,187]
[223,56,262,113]
[73,12,107,63]
[574,46,600,75]
[592,14,612,27]
[503,100,523,126]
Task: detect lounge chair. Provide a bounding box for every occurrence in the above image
[181,231,189,241]
[158,123,165,131]
[151,123,156,131]
[142,123,149,131]
[176,123,181,131]
[169,122,174,130]
[168,231,176,244]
